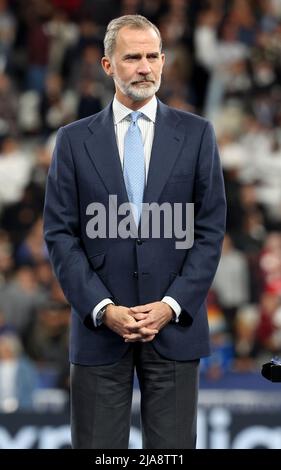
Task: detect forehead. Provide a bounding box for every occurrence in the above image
[114,26,161,54]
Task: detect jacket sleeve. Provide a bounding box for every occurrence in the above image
[165,121,226,321]
[43,127,113,323]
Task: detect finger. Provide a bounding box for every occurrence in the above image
[125,325,158,335]
[125,318,154,330]
[130,313,148,321]
[130,305,145,313]
[123,328,158,341]
[124,334,156,343]
[140,335,155,342]
[125,319,149,329]
[141,327,158,335]
[123,331,141,339]
[130,304,152,313]
[124,334,141,342]
[123,327,157,338]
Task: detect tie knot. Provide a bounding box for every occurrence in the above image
[130,111,142,124]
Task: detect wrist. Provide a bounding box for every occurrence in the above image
[96,302,114,326]
[102,303,115,324]
[162,301,174,321]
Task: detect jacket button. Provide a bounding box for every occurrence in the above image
[136,239,142,245]
[133,271,138,278]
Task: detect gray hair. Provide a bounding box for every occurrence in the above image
[104,15,162,58]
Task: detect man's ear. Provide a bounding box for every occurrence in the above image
[101,56,114,76]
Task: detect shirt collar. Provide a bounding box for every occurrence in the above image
[113,95,157,124]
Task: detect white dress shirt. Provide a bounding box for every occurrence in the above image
[92,96,181,326]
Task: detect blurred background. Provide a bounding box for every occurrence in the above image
[1,0,281,449]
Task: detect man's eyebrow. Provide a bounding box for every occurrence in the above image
[123,52,160,59]
[147,52,160,57]
[123,53,141,59]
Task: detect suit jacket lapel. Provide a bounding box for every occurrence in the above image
[85,103,129,207]
[143,100,184,205]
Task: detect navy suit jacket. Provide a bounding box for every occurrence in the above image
[43,99,226,365]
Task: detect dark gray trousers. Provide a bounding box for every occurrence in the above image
[70,342,199,449]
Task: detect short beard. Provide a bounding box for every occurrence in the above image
[114,76,161,101]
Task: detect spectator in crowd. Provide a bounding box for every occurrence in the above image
[0,332,38,411]
[212,233,250,334]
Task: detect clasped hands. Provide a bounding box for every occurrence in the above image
[103,301,173,343]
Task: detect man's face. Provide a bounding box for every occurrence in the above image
[102,26,165,107]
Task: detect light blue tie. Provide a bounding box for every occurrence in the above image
[123,111,145,226]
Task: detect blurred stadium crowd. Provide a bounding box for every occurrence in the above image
[1,0,281,411]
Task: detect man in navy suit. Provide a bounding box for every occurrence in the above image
[43,15,226,449]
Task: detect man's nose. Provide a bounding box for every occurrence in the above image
[137,58,152,75]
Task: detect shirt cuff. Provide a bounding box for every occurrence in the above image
[162,296,181,323]
[92,298,114,327]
